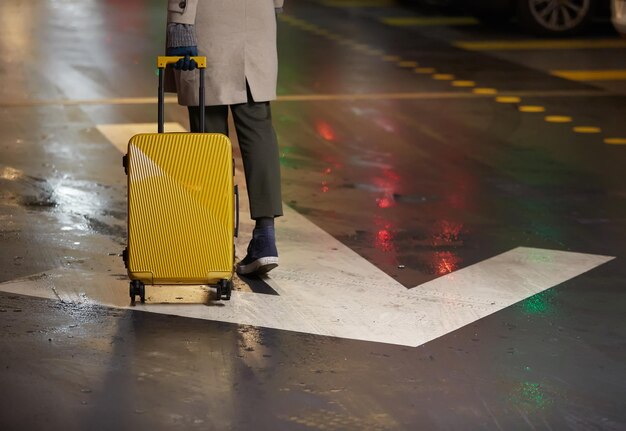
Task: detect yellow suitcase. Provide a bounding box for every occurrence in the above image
[122,56,238,303]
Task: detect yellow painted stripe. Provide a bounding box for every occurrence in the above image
[433,74,455,81]
[0,96,180,107]
[382,16,479,26]
[496,96,521,104]
[363,48,384,55]
[545,116,573,123]
[519,105,546,113]
[551,70,626,81]
[573,126,602,133]
[366,48,385,55]
[451,80,476,87]
[0,90,611,108]
[604,138,626,145]
[415,67,436,74]
[382,55,401,62]
[473,88,498,95]
[455,39,626,51]
[276,90,604,102]
[398,61,419,68]
[276,92,485,101]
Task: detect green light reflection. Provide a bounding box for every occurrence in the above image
[509,382,553,411]
[518,288,556,315]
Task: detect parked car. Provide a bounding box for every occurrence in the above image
[401,0,611,36]
[613,0,626,35]
[466,0,610,36]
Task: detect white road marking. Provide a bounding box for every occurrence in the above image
[0,123,615,347]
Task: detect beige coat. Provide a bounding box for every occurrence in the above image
[165,0,284,106]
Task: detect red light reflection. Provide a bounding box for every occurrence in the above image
[434,220,463,242]
[315,121,336,141]
[373,216,398,265]
[376,196,394,208]
[375,229,394,252]
[372,167,400,209]
[434,251,461,275]
[383,168,400,182]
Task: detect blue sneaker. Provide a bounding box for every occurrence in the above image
[236,227,279,276]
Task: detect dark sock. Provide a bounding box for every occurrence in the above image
[254,217,274,229]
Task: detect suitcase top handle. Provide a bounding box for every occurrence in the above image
[156,56,208,133]
[157,56,207,69]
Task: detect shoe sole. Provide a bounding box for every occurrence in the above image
[236,256,279,276]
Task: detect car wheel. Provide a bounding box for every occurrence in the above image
[517,0,596,36]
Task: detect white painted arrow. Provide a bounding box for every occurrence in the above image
[0,123,614,347]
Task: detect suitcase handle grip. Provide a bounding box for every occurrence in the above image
[157,56,207,133]
[157,56,207,69]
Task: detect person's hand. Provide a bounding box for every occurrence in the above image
[166,46,198,71]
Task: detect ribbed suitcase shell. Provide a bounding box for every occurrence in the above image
[126,132,234,285]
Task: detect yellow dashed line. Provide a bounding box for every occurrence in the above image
[545,116,573,123]
[473,88,498,95]
[278,13,626,144]
[573,126,602,133]
[551,70,626,81]
[382,16,479,26]
[382,55,401,62]
[604,138,626,145]
[496,96,521,103]
[451,80,476,87]
[519,105,546,113]
[454,39,626,51]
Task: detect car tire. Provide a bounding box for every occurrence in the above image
[516,0,597,36]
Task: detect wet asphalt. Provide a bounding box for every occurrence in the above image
[1,0,626,429]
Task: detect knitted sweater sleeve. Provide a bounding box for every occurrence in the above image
[166,23,197,48]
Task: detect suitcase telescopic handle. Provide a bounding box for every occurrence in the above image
[156,56,207,134]
[234,185,240,238]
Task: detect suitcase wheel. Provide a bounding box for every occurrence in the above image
[122,247,128,269]
[129,280,145,304]
[216,279,232,301]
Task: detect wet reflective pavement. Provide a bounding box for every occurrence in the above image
[1,0,626,429]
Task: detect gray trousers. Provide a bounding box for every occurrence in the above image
[188,90,283,220]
